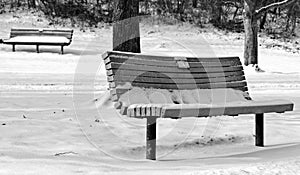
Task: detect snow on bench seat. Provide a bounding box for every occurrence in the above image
[5,36,70,44]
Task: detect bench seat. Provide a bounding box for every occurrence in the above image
[4,36,70,45]
[126,100,293,118]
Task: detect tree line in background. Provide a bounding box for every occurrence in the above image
[0,0,300,65]
[1,0,299,35]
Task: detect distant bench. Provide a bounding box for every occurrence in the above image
[2,28,73,54]
[102,51,294,160]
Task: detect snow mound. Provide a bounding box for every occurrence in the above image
[119,87,248,106]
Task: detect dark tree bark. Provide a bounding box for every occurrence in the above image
[28,0,31,8]
[28,0,36,9]
[10,0,14,8]
[192,0,197,8]
[177,0,186,21]
[243,1,258,66]
[112,0,141,53]
[259,12,268,30]
[32,0,36,8]
[243,0,296,66]
[211,1,223,25]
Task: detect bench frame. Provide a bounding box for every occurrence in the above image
[145,113,263,160]
[142,113,263,159]
[3,28,73,54]
[102,51,294,160]
[10,42,67,54]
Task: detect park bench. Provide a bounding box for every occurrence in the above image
[102,51,294,160]
[2,28,73,54]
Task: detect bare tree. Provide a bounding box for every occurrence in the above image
[243,0,296,66]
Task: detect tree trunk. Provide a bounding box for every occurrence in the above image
[32,0,36,8]
[28,0,36,9]
[243,1,258,66]
[10,0,14,9]
[192,0,197,8]
[211,1,223,25]
[291,15,297,34]
[177,0,186,21]
[259,12,267,30]
[113,0,141,53]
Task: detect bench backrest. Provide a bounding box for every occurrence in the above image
[10,28,74,41]
[102,51,250,103]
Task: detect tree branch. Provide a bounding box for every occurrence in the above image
[255,0,296,16]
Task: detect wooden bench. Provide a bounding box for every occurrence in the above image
[2,28,73,54]
[102,51,294,160]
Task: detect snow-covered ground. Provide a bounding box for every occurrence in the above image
[0,13,300,174]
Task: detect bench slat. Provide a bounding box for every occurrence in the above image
[103,51,241,62]
[11,33,73,39]
[107,69,245,79]
[109,81,247,89]
[11,28,73,32]
[106,63,244,74]
[108,74,245,84]
[104,56,242,68]
[11,30,73,33]
[10,28,73,40]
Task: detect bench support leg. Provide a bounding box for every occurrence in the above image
[12,45,15,52]
[146,117,156,160]
[61,46,64,54]
[255,113,264,147]
[36,45,39,53]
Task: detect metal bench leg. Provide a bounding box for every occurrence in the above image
[146,117,156,160]
[12,45,15,52]
[36,45,39,53]
[61,46,64,54]
[255,113,264,147]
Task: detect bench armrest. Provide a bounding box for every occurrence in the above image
[126,104,164,118]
